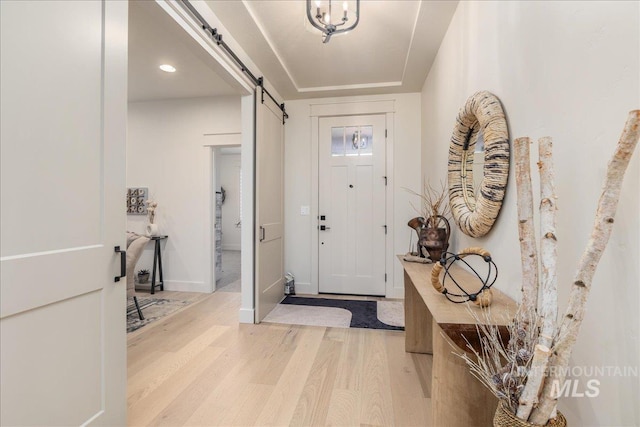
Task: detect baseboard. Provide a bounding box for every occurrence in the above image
[386,286,404,299]
[135,280,211,293]
[291,282,314,295]
[288,282,401,299]
[239,308,255,324]
[222,244,241,251]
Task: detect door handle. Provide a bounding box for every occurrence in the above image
[319,225,331,231]
[114,246,126,282]
[259,226,265,242]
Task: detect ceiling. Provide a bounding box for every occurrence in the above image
[128,1,458,102]
[128,1,242,102]
[205,0,459,99]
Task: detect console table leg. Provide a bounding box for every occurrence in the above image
[431,322,498,427]
[157,239,164,291]
[404,270,433,354]
[150,240,158,295]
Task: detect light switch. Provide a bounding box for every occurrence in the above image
[300,205,310,215]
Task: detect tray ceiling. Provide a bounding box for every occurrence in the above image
[205,0,458,99]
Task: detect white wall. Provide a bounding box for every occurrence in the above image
[284,93,422,297]
[421,1,639,425]
[127,96,241,292]
[219,153,242,250]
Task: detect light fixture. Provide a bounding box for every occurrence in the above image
[159,64,176,73]
[306,0,360,44]
[352,130,368,149]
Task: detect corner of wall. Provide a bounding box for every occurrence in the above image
[238,308,255,324]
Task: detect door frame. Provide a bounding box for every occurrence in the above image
[310,100,397,297]
[203,137,241,294]
[156,1,261,323]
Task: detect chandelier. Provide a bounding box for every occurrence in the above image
[306,0,360,44]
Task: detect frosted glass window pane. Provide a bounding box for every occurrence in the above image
[345,126,359,156]
[331,127,345,156]
[359,125,373,156]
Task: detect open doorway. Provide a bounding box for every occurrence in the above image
[126,0,246,325]
[214,146,242,293]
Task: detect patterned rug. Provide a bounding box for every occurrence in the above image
[126,297,192,333]
[262,296,404,331]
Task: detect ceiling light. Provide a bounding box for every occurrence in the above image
[159,64,176,73]
[306,0,359,44]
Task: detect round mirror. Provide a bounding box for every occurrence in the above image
[448,91,509,238]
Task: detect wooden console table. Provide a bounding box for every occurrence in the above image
[400,256,517,427]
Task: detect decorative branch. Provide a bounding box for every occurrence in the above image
[536,137,559,350]
[516,344,551,420]
[530,110,640,424]
[515,136,558,421]
[514,137,540,322]
[404,179,451,226]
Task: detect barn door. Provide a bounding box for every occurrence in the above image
[0,1,128,425]
[254,93,285,322]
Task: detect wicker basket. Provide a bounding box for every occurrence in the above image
[493,401,567,427]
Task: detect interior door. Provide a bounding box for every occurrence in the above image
[255,94,285,322]
[319,115,387,296]
[0,1,127,425]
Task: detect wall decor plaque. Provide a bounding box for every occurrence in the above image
[127,187,148,215]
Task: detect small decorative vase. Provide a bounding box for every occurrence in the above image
[493,401,567,427]
[137,273,150,284]
[146,223,159,236]
[419,215,450,262]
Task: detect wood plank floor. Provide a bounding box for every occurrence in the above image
[127,291,433,426]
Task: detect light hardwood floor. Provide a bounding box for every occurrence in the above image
[127,291,433,426]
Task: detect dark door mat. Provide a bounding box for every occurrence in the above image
[281,296,404,331]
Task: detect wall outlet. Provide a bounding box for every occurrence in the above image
[300,205,310,215]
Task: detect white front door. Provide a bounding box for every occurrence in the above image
[319,115,387,296]
[255,95,285,321]
[0,1,127,425]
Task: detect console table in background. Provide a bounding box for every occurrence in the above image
[149,235,167,294]
[400,256,517,427]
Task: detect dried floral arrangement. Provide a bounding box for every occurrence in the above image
[459,111,639,426]
[405,180,451,228]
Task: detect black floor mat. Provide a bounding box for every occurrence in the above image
[280,296,404,331]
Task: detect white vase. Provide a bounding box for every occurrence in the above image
[146,223,159,236]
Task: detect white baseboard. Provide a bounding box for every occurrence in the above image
[386,286,404,299]
[290,282,314,295]
[291,282,400,298]
[239,308,255,324]
[137,280,211,293]
[222,244,241,251]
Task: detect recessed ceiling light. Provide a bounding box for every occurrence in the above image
[159,64,176,73]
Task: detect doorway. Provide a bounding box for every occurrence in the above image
[127,1,248,297]
[215,146,242,293]
[318,114,387,296]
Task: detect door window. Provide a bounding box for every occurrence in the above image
[331,125,374,157]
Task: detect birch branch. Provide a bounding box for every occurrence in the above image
[514,137,539,323]
[516,344,551,420]
[530,110,640,425]
[536,136,558,351]
[515,137,557,421]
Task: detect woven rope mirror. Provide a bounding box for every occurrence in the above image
[448,91,509,237]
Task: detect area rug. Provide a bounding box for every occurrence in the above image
[126,297,192,333]
[262,296,404,331]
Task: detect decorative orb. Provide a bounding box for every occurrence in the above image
[430,247,498,306]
